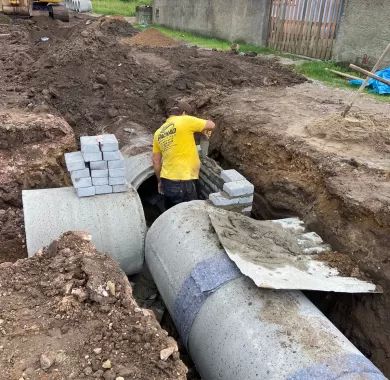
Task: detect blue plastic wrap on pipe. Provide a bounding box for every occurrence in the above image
[349,66,390,95]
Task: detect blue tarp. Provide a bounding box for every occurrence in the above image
[349,66,390,95]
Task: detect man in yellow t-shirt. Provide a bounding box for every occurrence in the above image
[152,101,216,209]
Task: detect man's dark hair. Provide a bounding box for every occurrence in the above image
[168,101,193,116]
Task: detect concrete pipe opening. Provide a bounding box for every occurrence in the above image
[22,186,146,275]
[145,201,386,380]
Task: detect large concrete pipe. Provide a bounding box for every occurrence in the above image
[23,186,146,275]
[145,201,386,380]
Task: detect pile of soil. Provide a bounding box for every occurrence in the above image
[0,110,75,263]
[305,113,390,154]
[0,231,187,379]
[125,28,181,47]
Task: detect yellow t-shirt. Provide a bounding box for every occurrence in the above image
[153,115,207,180]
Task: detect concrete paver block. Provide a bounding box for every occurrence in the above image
[82,151,102,162]
[95,185,113,195]
[76,186,96,197]
[103,150,121,161]
[80,136,100,153]
[209,191,253,206]
[108,153,125,169]
[65,151,85,171]
[91,169,109,178]
[70,168,90,181]
[109,176,126,185]
[221,169,246,183]
[90,160,108,170]
[223,179,254,197]
[92,177,109,186]
[72,176,93,189]
[109,167,125,178]
[100,134,119,152]
[112,183,128,193]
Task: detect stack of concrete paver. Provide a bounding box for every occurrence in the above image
[64,134,128,198]
[209,169,254,215]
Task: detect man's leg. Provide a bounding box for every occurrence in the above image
[161,179,185,210]
[183,180,198,202]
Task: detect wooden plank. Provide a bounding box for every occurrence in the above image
[301,0,313,56]
[297,0,309,55]
[325,68,361,80]
[349,63,390,86]
[319,0,331,59]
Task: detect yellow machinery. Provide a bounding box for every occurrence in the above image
[1,0,69,21]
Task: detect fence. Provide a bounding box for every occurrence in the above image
[267,0,345,60]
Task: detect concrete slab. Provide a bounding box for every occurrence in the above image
[70,168,90,181]
[80,136,100,153]
[109,168,125,178]
[103,151,121,161]
[100,134,119,152]
[72,176,92,189]
[221,169,245,183]
[76,186,96,197]
[112,183,128,193]
[91,169,109,178]
[82,152,102,162]
[208,209,380,293]
[109,176,126,185]
[22,186,146,275]
[95,185,112,195]
[92,177,109,186]
[209,191,253,206]
[90,160,108,170]
[223,179,254,197]
[65,151,85,171]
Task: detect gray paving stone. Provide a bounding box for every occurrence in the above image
[109,167,125,178]
[82,152,102,162]
[80,136,100,153]
[223,179,254,197]
[65,151,85,172]
[221,169,246,183]
[72,176,93,189]
[92,177,109,186]
[109,176,126,185]
[90,160,108,170]
[112,183,128,193]
[108,153,125,169]
[70,168,90,181]
[95,185,113,195]
[76,186,96,197]
[103,150,121,161]
[91,169,109,178]
[100,134,119,152]
[209,191,253,206]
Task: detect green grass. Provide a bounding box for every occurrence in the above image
[91,0,151,17]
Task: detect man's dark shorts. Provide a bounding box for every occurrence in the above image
[161,178,198,210]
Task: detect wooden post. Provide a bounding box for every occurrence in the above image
[349,64,390,86]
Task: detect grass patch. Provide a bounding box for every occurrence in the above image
[91,0,151,17]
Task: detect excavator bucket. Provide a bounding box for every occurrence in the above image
[1,0,32,16]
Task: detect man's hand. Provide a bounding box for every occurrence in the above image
[158,181,164,195]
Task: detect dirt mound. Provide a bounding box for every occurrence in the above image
[0,231,187,379]
[0,110,75,263]
[125,28,181,47]
[305,113,390,153]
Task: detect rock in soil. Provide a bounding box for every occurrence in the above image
[0,232,187,379]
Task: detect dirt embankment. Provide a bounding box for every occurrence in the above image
[209,83,390,376]
[0,231,187,380]
[0,110,76,263]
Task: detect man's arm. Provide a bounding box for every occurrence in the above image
[202,120,216,133]
[152,152,163,194]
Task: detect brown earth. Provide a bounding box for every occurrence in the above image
[208,83,390,375]
[125,28,181,47]
[0,231,187,379]
[0,110,76,263]
[0,11,389,378]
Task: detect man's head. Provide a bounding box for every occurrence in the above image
[168,101,193,116]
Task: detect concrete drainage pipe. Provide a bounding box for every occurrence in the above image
[145,201,386,380]
[23,186,146,275]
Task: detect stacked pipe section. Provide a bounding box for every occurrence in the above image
[64,0,91,12]
[65,134,128,198]
[145,201,386,380]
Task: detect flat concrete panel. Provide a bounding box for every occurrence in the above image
[153,0,272,46]
[22,186,146,275]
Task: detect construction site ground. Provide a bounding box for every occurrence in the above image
[0,13,389,377]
